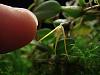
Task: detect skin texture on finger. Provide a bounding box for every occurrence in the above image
[0,4,38,53]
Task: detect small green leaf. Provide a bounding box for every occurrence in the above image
[37,28,51,39]
[37,28,55,44]
[53,19,66,27]
[62,6,82,18]
[77,0,86,7]
[83,12,96,21]
[34,1,61,21]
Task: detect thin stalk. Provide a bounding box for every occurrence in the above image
[38,24,64,42]
[61,26,70,61]
[54,25,63,56]
[54,35,60,56]
[28,3,35,10]
[84,5,100,11]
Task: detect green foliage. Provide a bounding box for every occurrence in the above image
[37,28,55,44]
[53,19,67,27]
[34,1,61,21]
[77,0,86,7]
[1,0,100,75]
[94,0,100,4]
[62,6,82,18]
[0,50,32,75]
